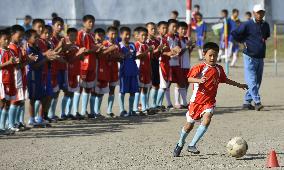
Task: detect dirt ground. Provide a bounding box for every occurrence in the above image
[0,58,284,170]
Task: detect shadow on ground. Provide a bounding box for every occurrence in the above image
[1,104,282,140]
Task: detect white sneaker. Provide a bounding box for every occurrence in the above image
[9,127,20,132]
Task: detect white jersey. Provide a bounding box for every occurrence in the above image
[166,34,180,66]
[180,37,191,69]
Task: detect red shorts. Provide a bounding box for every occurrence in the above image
[80,69,96,88]
[169,66,185,84]
[67,74,80,92]
[109,65,119,84]
[139,72,151,87]
[187,102,215,121]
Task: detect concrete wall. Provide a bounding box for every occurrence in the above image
[0,0,283,27]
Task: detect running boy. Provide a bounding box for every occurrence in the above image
[118,27,139,117]
[173,42,248,157]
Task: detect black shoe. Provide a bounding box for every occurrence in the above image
[95,113,104,119]
[255,103,264,111]
[120,111,127,117]
[66,114,77,120]
[106,113,116,118]
[167,105,174,110]
[242,104,255,110]
[187,146,200,154]
[3,129,15,135]
[147,108,157,115]
[18,122,30,131]
[157,105,166,112]
[87,113,96,119]
[139,110,147,116]
[75,112,84,120]
[173,144,183,157]
[130,111,138,116]
[59,114,68,121]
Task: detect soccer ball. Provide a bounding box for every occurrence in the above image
[226,137,248,158]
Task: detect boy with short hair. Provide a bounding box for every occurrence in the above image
[245,11,252,21]
[134,27,153,115]
[166,19,184,109]
[76,15,98,118]
[118,27,139,117]
[173,42,248,157]
[8,25,28,131]
[146,22,163,111]
[177,22,194,107]
[217,9,231,62]
[62,28,86,119]
[0,29,18,134]
[229,9,241,67]
[90,28,106,118]
[103,26,120,117]
[49,16,67,120]
[155,21,179,110]
[194,13,207,60]
[25,29,55,126]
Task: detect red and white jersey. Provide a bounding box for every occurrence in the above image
[165,34,180,66]
[178,36,191,69]
[0,48,16,84]
[156,35,170,80]
[36,38,50,74]
[101,40,119,81]
[76,30,96,71]
[51,35,66,70]
[135,41,151,77]
[146,37,160,60]
[65,44,81,76]
[188,63,227,104]
[8,43,27,89]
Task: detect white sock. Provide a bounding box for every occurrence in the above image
[230,52,238,66]
[174,87,180,106]
[179,88,188,106]
[198,49,203,60]
[165,88,172,106]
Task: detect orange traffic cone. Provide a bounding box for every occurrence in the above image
[266,150,280,168]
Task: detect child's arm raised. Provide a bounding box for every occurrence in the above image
[225,78,248,90]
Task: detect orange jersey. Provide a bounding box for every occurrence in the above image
[0,48,16,84]
[76,30,96,71]
[188,63,227,104]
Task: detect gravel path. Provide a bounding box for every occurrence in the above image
[1,60,283,170]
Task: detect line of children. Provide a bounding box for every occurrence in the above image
[1,16,201,134]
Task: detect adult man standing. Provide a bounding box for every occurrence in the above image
[231,4,270,111]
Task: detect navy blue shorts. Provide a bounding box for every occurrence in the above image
[57,70,67,90]
[119,76,139,94]
[44,70,54,97]
[27,71,44,100]
[196,37,204,48]
[151,59,160,86]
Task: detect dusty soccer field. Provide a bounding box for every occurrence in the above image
[0,58,284,170]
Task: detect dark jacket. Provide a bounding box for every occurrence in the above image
[231,19,270,58]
